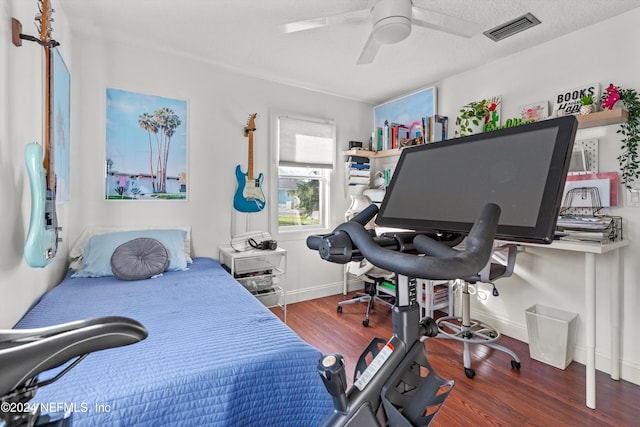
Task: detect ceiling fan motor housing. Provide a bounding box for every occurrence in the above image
[372,0,412,44]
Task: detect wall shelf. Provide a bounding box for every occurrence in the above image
[345,108,628,158]
[576,108,628,129]
[343,147,406,159]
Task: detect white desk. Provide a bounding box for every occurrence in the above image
[517,239,629,409]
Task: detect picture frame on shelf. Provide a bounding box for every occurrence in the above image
[486,95,502,130]
[519,101,548,122]
[551,82,600,117]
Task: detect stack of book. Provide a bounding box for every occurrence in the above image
[423,115,449,143]
[346,155,370,186]
[371,114,449,152]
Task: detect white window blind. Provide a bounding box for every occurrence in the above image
[279,116,335,169]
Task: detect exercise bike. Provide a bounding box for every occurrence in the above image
[308,202,501,427]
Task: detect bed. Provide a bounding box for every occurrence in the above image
[14,229,333,426]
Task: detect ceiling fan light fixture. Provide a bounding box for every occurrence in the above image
[373,16,411,44]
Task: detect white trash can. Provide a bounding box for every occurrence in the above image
[525,304,578,370]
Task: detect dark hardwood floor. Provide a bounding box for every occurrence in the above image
[271,292,639,426]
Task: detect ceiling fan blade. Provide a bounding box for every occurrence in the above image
[281,9,369,34]
[411,7,484,38]
[357,33,381,65]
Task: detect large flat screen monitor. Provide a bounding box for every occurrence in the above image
[376,116,578,243]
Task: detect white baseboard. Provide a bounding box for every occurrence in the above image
[472,308,640,386]
[284,279,363,304]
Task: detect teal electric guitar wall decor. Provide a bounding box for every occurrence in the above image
[234,113,266,212]
[22,0,61,267]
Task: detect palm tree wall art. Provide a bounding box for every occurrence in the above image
[106,88,187,200]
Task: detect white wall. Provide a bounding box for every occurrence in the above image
[0,1,370,329]
[0,0,72,328]
[435,8,640,384]
[66,33,372,303]
[3,1,638,386]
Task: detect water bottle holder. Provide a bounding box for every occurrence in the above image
[381,342,454,426]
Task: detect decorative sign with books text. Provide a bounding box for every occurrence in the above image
[552,83,600,116]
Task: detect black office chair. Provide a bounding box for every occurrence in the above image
[435,243,521,378]
[337,259,395,327]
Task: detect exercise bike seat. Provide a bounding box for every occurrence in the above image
[0,316,147,397]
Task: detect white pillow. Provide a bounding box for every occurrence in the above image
[69,225,192,270]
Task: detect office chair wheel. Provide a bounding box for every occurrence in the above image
[362,319,369,327]
[464,368,475,379]
[511,360,521,370]
[337,305,343,313]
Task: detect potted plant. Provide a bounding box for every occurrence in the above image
[456,100,490,137]
[579,94,594,115]
[602,84,640,189]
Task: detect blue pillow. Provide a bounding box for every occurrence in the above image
[73,229,188,278]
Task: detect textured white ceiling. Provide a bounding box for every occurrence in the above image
[56,0,640,104]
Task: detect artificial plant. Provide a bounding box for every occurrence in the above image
[579,94,594,115]
[455,100,490,137]
[580,94,594,105]
[602,84,640,189]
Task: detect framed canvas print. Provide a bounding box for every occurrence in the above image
[373,86,437,150]
[53,49,70,202]
[105,88,188,200]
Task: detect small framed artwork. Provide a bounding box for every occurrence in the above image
[486,95,502,128]
[519,101,549,122]
[105,88,188,200]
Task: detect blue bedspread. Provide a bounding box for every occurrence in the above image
[15,258,332,426]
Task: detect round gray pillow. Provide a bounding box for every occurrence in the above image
[110,238,169,281]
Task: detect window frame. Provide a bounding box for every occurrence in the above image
[270,112,336,240]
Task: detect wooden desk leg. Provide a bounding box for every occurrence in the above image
[585,252,596,409]
[610,248,621,380]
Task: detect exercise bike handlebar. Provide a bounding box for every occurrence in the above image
[307,203,500,281]
[306,204,380,252]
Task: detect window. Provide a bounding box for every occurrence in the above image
[275,115,335,233]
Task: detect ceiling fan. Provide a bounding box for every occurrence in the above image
[282,0,484,64]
